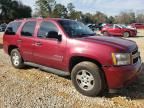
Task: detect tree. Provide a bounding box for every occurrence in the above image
[34,1,144,24]
[107,16,115,24]
[16,4,32,19]
[67,3,75,13]
[136,13,144,23]
[67,3,82,20]
[114,11,136,24]
[52,4,68,18]
[93,11,108,24]
[68,11,82,20]
[82,13,93,24]
[35,0,56,17]
[0,0,32,23]
[129,12,136,23]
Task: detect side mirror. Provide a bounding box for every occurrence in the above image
[46,31,62,41]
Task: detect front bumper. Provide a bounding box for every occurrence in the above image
[130,31,137,36]
[103,59,142,89]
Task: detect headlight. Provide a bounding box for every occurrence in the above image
[112,53,131,66]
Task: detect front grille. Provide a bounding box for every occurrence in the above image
[132,49,138,55]
[132,48,139,64]
[133,58,139,64]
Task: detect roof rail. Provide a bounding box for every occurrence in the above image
[14,17,43,21]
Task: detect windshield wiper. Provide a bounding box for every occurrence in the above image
[80,33,96,36]
[71,33,96,38]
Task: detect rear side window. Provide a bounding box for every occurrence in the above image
[21,21,36,37]
[38,21,58,38]
[5,22,22,35]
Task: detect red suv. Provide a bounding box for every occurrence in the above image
[3,18,142,97]
[101,24,137,37]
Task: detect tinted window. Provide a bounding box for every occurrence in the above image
[5,22,21,35]
[38,21,58,38]
[136,24,142,25]
[115,25,121,28]
[58,20,94,38]
[108,25,113,28]
[21,21,36,37]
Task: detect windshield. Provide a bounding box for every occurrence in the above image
[117,24,127,28]
[58,20,95,38]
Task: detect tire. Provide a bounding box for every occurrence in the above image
[103,31,109,36]
[123,32,130,38]
[10,49,25,69]
[71,61,105,97]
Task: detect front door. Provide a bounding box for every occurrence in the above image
[33,21,67,70]
[113,25,122,36]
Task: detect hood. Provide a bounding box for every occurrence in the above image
[124,27,137,31]
[126,27,136,30]
[79,36,137,51]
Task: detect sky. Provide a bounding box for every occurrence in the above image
[20,0,144,16]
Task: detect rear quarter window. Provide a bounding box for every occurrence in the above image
[5,21,22,35]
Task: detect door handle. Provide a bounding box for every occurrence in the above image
[17,39,22,43]
[35,42,42,46]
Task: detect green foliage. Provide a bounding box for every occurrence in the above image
[52,4,68,18]
[67,3,75,13]
[93,11,108,23]
[114,11,136,24]
[136,13,144,23]
[35,0,56,17]
[107,16,115,24]
[35,0,144,24]
[68,11,82,20]
[0,0,32,23]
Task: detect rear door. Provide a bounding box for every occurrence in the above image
[17,21,36,62]
[3,21,22,53]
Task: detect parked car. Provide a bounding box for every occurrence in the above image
[131,23,144,29]
[87,24,100,31]
[101,24,137,37]
[0,23,7,32]
[3,18,142,97]
[127,24,136,30]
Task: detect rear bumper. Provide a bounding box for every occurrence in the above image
[103,59,142,89]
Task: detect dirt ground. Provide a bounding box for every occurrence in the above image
[0,33,144,108]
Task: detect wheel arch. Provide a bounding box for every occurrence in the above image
[123,31,130,36]
[69,56,108,93]
[8,45,18,55]
[69,56,102,72]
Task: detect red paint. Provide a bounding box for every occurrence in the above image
[3,18,141,89]
[131,23,144,29]
[101,24,137,37]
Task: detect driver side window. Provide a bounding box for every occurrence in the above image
[115,25,120,29]
[38,21,58,38]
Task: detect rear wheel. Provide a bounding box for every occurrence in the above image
[123,32,130,38]
[103,31,109,36]
[71,61,106,97]
[10,49,25,69]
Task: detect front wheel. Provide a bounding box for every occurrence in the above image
[103,31,109,36]
[123,32,130,38]
[71,61,105,97]
[10,49,25,69]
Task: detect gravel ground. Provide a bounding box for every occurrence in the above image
[0,33,144,108]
